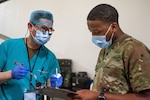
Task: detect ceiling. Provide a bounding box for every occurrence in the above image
[0,0,9,4]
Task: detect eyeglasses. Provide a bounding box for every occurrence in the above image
[34,25,54,35]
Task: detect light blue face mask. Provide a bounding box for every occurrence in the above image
[31,30,51,45]
[92,24,114,48]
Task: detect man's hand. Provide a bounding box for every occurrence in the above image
[50,73,63,88]
[70,89,99,100]
[11,65,29,79]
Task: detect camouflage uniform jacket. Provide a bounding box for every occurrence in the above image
[92,34,150,94]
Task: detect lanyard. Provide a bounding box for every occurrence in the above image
[25,38,40,90]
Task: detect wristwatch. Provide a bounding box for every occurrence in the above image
[98,90,105,100]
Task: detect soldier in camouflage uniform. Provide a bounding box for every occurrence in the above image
[71,4,150,100]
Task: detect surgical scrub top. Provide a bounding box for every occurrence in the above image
[0,38,60,100]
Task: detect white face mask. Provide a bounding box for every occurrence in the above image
[31,29,51,45]
[92,24,114,48]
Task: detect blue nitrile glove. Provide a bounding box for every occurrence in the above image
[50,73,63,88]
[11,65,30,80]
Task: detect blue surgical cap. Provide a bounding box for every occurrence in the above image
[29,10,53,27]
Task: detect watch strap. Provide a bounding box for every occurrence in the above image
[98,88,106,100]
[98,92,105,100]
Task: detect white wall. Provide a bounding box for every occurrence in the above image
[0,0,150,79]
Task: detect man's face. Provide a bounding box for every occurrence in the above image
[87,20,113,41]
[35,18,54,33]
[29,18,54,36]
[39,18,54,30]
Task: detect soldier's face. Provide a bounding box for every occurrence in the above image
[87,20,113,41]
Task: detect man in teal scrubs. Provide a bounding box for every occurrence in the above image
[0,10,62,100]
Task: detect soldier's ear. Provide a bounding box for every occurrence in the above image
[111,22,117,32]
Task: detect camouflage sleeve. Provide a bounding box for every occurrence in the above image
[123,42,150,92]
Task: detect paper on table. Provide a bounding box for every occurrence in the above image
[27,87,77,100]
[24,92,36,100]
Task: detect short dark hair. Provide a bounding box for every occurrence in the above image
[87,4,119,24]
